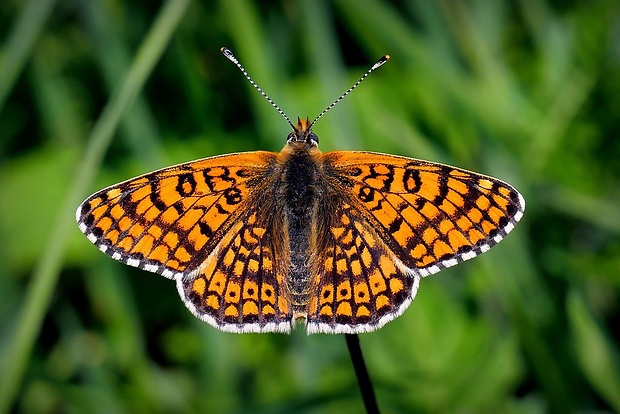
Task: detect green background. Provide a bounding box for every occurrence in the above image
[1,0,619,412]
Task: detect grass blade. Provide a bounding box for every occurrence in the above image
[0,1,190,411]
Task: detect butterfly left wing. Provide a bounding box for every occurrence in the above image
[306,151,525,334]
[305,197,419,333]
[76,151,294,333]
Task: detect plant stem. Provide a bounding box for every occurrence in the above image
[345,333,380,414]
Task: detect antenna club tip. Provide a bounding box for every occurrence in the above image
[371,54,390,70]
[221,47,237,63]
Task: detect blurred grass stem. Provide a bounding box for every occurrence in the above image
[0,1,190,411]
[0,0,56,115]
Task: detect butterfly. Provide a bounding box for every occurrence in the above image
[76,48,525,334]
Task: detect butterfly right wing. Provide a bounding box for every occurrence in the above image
[77,151,294,333]
[305,151,524,334]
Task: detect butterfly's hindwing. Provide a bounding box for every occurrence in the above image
[306,197,418,334]
[179,202,293,333]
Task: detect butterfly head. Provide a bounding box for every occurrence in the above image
[287,117,319,147]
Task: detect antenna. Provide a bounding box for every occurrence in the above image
[221,47,390,131]
[221,47,295,130]
[310,54,390,128]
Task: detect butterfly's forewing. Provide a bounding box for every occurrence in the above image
[77,151,294,332]
[306,151,525,333]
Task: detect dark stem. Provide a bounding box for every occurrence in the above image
[345,333,380,414]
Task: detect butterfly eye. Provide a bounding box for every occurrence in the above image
[286,132,296,143]
[308,132,319,145]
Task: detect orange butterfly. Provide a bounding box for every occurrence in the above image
[76,48,524,334]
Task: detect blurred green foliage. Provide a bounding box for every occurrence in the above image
[1,0,619,412]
